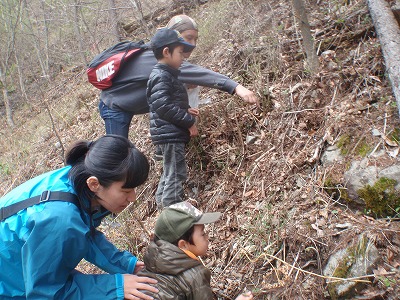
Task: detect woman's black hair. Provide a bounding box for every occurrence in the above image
[153,42,183,60]
[65,135,149,208]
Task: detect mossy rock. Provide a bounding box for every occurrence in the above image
[323,234,379,299]
[358,177,400,217]
[344,159,400,210]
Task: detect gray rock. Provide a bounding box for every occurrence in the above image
[321,145,343,166]
[371,128,381,136]
[245,135,257,145]
[344,158,400,203]
[379,165,400,189]
[323,234,379,299]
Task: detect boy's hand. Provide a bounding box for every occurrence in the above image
[188,124,198,137]
[188,108,199,117]
[235,291,253,300]
[133,261,145,274]
[234,84,259,106]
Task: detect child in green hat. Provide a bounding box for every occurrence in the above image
[139,201,253,299]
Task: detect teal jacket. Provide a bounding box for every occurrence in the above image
[0,166,137,299]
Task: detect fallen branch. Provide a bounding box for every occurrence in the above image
[242,250,394,284]
[367,0,400,115]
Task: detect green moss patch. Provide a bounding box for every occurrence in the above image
[389,128,400,145]
[337,134,372,157]
[358,177,400,217]
[337,134,351,155]
[355,139,372,157]
[324,178,352,203]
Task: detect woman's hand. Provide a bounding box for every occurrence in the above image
[234,85,259,106]
[133,261,145,274]
[123,274,158,300]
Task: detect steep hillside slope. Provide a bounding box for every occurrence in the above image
[1,0,399,299]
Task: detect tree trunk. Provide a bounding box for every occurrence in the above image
[2,88,14,127]
[39,0,50,79]
[108,0,121,42]
[73,0,87,65]
[0,66,15,127]
[291,0,319,74]
[78,2,100,54]
[14,50,28,102]
[367,0,400,116]
[129,0,150,37]
[22,0,50,81]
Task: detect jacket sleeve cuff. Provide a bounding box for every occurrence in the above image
[115,274,125,300]
[223,79,239,95]
[127,256,138,274]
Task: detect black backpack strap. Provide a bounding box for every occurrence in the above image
[0,191,79,222]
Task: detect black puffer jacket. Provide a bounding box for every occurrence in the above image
[138,240,214,300]
[146,63,196,145]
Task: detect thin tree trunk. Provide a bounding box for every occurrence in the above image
[2,87,14,127]
[14,0,28,102]
[40,0,50,79]
[0,66,14,127]
[22,0,49,81]
[79,3,100,54]
[108,0,120,42]
[367,0,400,115]
[129,0,150,37]
[291,0,319,74]
[73,0,87,64]
[14,50,29,102]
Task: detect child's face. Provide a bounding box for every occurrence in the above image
[186,224,209,256]
[163,44,185,69]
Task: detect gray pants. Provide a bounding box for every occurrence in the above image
[155,143,187,209]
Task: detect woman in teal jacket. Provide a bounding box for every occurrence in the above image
[0,135,158,299]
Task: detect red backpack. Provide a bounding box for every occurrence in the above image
[87,41,148,90]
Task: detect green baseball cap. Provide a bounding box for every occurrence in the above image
[155,201,221,243]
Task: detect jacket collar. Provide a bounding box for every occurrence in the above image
[155,63,181,77]
[180,248,200,261]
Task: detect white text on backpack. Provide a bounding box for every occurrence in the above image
[96,61,115,82]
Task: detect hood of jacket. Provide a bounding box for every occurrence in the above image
[144,239,201,275]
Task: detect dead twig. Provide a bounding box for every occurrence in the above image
[242,250,379,284]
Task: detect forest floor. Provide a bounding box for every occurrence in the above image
[1,0,400,299]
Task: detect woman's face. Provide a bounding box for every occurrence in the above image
[180,29,198,58]
[88,178,136,213]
